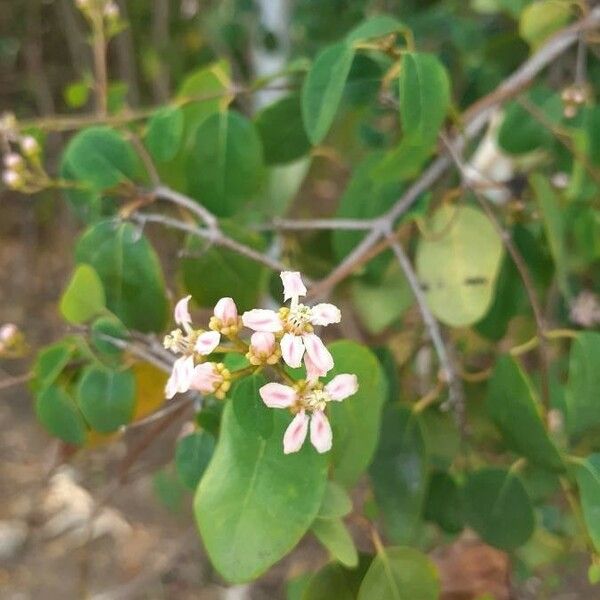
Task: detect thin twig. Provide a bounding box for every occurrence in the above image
[0,372,33,391]
[386,233,465,428]
[132,212,289,274]
[256,216,378,231]
[439,133,551,412]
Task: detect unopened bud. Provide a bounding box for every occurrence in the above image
[2,170,21,189]
[20,135,39,156]
[3,153,22,169]
[104,1,119,18]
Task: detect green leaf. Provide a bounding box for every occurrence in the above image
[187,110,264,217]
[346,14,405,44]
[531,173,571,298]
[416,204,504,327]
[59,264,106,324]
[175,430,216,490]
[351,264,413,334]
[232,373,273,440]
[373,138,434,184]
[64,80,90,109]
[312,518,358,568]
[399,52,450,145]
[498,87,562,155]
[357,547,439,600]
[194,403,328,583]
[301,42,355,145]
[486,355,563,470]
[61,126,142,191]
[303,557,371,600]
[370,405,427,543]
[32,340,76,394]
[327,341,386,487]
[76,366,136,433]
[519,0,572,49]
[573,454,600,552]
[255,95,311,165]
[566,333,600,437]
[36,385,87,445]
[181,222,268,312]
[90,315,128,357]
[145,106,184,163]
[318,481,353,519]
[178,60,231,130]
[75,221,168,333]
[462,467,535,550]
[424,471,464,534]
[332,153,402,281]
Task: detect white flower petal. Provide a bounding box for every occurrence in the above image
[310,303,341,326]
[242,309,283,332]
[280,271,307,301]
[174,295,192,327]
[259,382,297,408]
[190,362,221,394]
[280,333,305,368]
[283,411,309,454]
[303,333,333,377]
[195,331,221,355]
[310,410,333,453]
[325,374,358,401]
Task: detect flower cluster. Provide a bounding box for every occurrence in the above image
[1,134,42,193]
[163,271,358,454]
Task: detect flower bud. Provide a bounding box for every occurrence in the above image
[214,297,237,324]
[4,153,22,169]
[2,170,21,189]
[104,1,119,18]
[247,331,280,365]
[20,135,39,156]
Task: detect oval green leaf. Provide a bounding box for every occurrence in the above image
[60,264,106,324]
[369,405,427,543]
[145,106,184,163]
[194,403,328,583]
[462,467,535,550]
[566,332,600,437]
[301,42,355,145]
[75,221,168,333]
[318,481,353,519]
[486,355,563,470]
[36,385,87,446]
[187,110,264,217]
[232,373,273,440]
[77,365,136,433]
[357,547,439,600]
[573,454,600,552]
[416,204,504,327]
[312,518,358,568]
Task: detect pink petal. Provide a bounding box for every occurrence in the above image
[304,353,322,383]
[283,411,309,454]
[303,333,334,377]
[280,333,305,368]
[259,382,297,408]
[166,355,194,398]
[280,271,307,301]
[310,303,341,326]
[250,331,276,355]
[214,297,238,323]
[310,410,333,453]
[242,309,283,333]
[174,295,192,327]
[325,374,358,401]
[190,362,221,394]
[195,331,220,355]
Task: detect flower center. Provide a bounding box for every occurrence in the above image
[303,388,330,412]
[284,304,312,335]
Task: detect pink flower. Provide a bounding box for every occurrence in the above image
[209,297,240,336]
[259,373,358,454]
[247,331,280,365]
[242,271,340,377]
[190,362,231,400]
[165,296,220,356]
